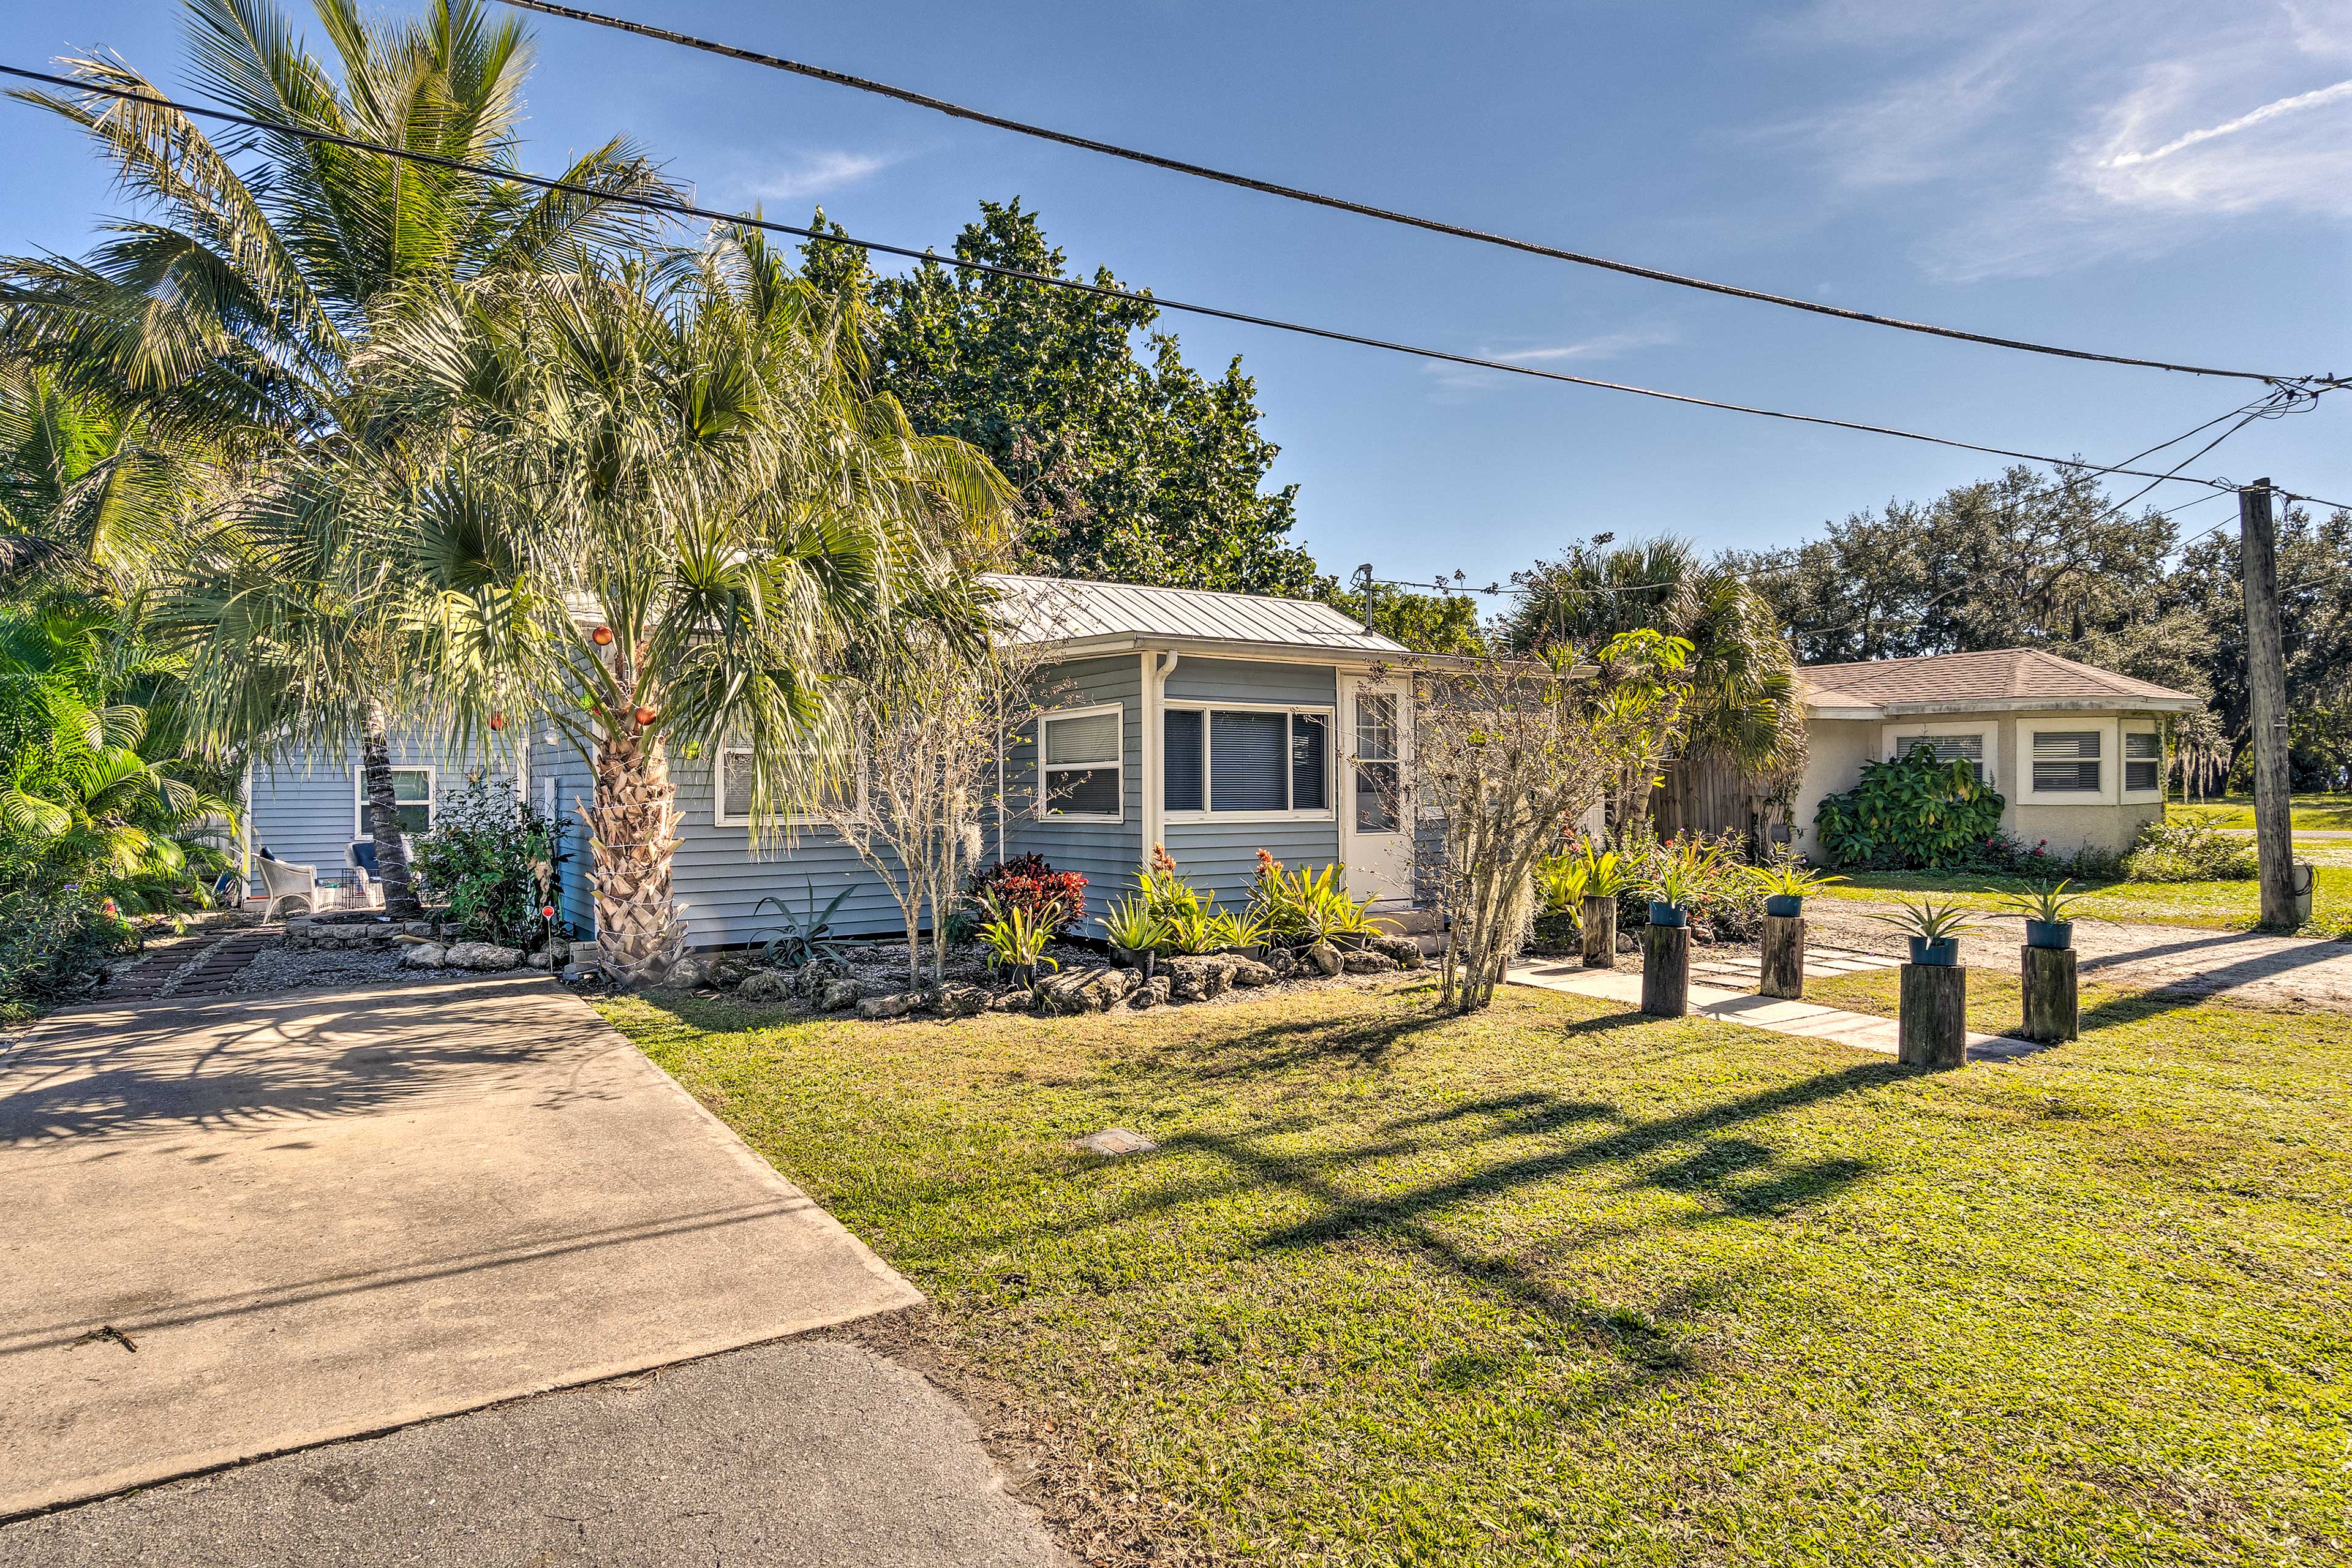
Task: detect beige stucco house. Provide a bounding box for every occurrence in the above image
[1790,649,2203,859]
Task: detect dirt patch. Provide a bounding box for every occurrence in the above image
[827,1306,1214,1567]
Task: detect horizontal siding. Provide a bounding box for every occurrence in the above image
[533,733,597,941]
[1006,655,1144,927]
[1166,657,1336,708]
[1161,819,1345,912]
[247,735,510,895]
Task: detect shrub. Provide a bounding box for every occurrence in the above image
[409,775,570,949]
[965,853,1088,934]
[1814,744,2007,870]
[0,881,135,1014]
[2123,819,2260,883]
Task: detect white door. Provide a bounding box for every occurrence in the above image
[1341,679,1412,903]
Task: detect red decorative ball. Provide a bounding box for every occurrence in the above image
[633,706,658,726]
[590,625,614,646]
[540,905,556,919]
[488,711,507,731]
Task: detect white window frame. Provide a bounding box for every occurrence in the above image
[1036,702,1126,823]
[2120,720,2165,804]
[2019,717,2119,805]
[1883,722,1997,791]
[712,743,865,828]
[353,764,435,838]
[1163,699,1337,824]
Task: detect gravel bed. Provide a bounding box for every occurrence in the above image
[221,941,452,997]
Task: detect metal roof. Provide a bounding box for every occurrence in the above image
[984,573,1415,657]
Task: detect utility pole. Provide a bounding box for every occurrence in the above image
[2239,479,2298,927]
[1353,563,1376,633]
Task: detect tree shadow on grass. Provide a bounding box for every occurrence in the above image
[1134,1001,1456,1082]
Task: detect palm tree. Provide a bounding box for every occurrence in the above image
[373,232,1014,981]
[0,366,206,596]
[1506,537,1806,840]
[1,0,669,913]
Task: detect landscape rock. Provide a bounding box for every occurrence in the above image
[544,940,572,967]
[1368,933,1426,968]
[1265,946,1301,979]
[402,921,437,938]
[737,969,793,1003]
[1304,941,1344,977]
[1077,1127,1156,1156]
[525,951,554,970]
[1036,967,1139,1015]
[857,990,922,1020]
[1343,949,1401,975]
[927,982,991,1019]
[704,959,749,990]
[1616,932,1639,954]
[818,978,865,1012]
[796,957,849,997]
[445,940,523,972]
[660,954,710,989]
[987,987,1033,1012]
[1128,974,1172,1009]
[1225,954,1278,987]
[1164,954,1240,1003]
[398,941,447,970]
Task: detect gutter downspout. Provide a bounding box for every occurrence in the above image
[1144,650,1179,857]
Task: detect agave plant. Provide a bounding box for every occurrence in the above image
[1869,899,1983,944]
[2003,880,2093,924]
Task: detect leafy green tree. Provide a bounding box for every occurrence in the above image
[1505,537,1804,809]
[2,0,668,912]
[805,202,1317,595]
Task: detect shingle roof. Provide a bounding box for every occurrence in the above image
[984,573,1413,656]
[1799,647,2199,713]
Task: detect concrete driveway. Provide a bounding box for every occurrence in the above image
[0,974,922,1519]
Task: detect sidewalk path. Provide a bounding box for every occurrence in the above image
[0,975,924,1520]
[1801,901,2352,1012]
[1509,955,2050,1064]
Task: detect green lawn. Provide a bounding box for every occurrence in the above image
[1812,865,2352,936]
[2170,795,2352,832]
[606,981,2352,1566]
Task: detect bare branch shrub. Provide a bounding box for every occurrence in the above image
[1411,633,1689,1012]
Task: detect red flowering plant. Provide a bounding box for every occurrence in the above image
[964,854,1089,934]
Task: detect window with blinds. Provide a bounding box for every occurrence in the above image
[1163,706,1333,815]
[2032,730,2102,793]
[2124,731,2162,793]
[1040,706,1122,818]
[1893,732,1985,780]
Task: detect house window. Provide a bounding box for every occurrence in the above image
[1039,705,1123,820]
[1894,732,1985,780]
[1354,693,1401,833]
[714,744,861,827]
[2125,731,2162,794]
[354,766,434,837]
[2032,731,2102,793]
[1164,704,1332,817]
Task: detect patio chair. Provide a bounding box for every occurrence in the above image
[256,854,317,922]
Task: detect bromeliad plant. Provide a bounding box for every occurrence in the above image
[1747,854,1847,902]
[1099,894,1166,958]
[1534,851,1589,916]
[1207,907,1268,952]
[1640,839,1725,914]
[976,895,1058,979]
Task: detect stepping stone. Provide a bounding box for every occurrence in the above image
[1077,1128,1156,1156]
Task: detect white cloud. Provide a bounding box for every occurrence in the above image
[1422,327,1678,398]
[736,149,902,203]
[1761,0,2352,279]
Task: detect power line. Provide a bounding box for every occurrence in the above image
[2,64,2313,497]
[495,0,2331,390]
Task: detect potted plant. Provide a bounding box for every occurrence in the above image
[1872,899,1981,966]
[1207,906,1268,959]
[978,898,1059,989]
[1640,842,1720,929]
[1157,899,1219,957]
[1748,856,1846,918]
[1101,894,1165,976]
[2004,880,2090,950]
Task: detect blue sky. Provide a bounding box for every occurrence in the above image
[3,0,2346,586]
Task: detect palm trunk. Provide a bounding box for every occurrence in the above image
[360,699,423,917]
[587,722,684,984]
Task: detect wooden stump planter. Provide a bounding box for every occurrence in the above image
[1580,895,1618,969]
[1898,962,1968,1068]
[2019,944,2078,1043]
[1640,922,1691,1017]
[1760,913,1804,1000]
